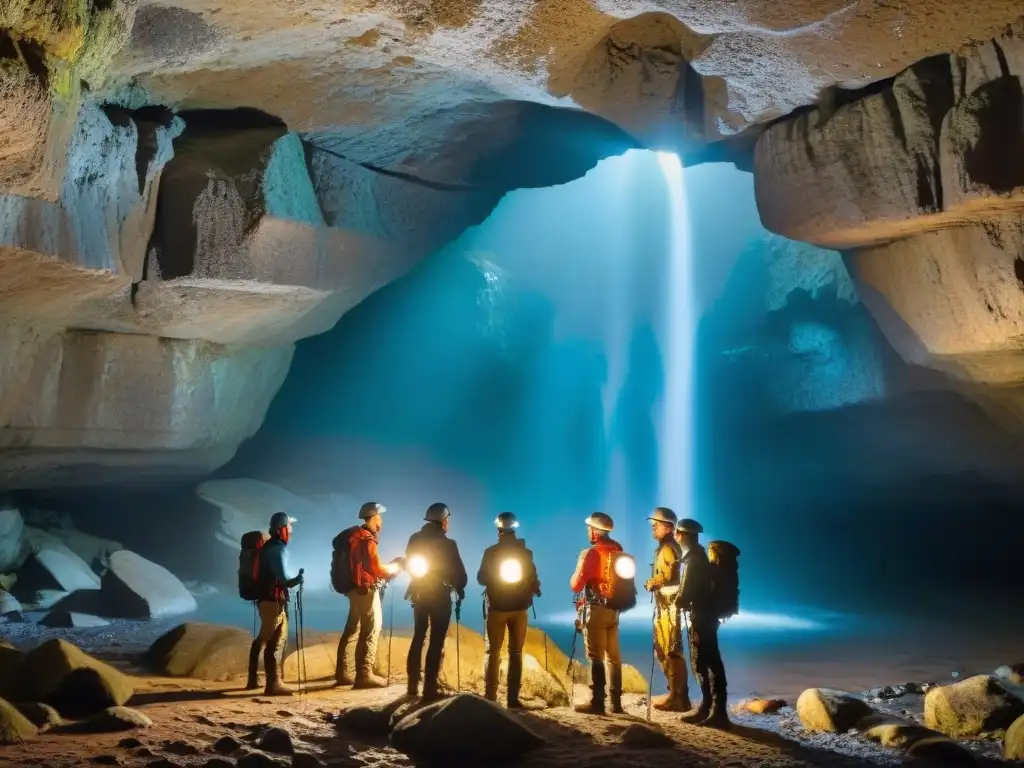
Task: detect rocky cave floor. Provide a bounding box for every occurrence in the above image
[1,616,1019,768]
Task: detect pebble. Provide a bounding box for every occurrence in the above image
[257,726,294,755]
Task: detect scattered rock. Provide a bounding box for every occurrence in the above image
[1006,713,1024,760]
[0,590,23,617]
[203,759,235,768]
[82,706,153,732]
[50,667,136,718]
[145,622,254,681]
[924,675,1024,738]
[391,693,544,761]
[856,712,944,749]
[17,527,101,595]
[291,753,323,768]
[276,709,294,718]
[14,702,63,731]
[118,737,143,747]
[257,726,294,755]
[0,506,29,573]
[16,638,134,712]
[796,688,874,732]
[163,739,201,755]
[137,747,156,757]
[91,756,123,765]
[0,697,38,744]
[335,701,402,737]
[213,734,244,753]
[907,735,977,764]
[237,753,288,768]
[616,722,674,748]
[102,551,198,619]
[0,643,25,697]
[996,664,1024,686]
[40,609,110,628]
[735,697,787,715]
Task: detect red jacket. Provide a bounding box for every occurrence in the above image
[350,527,389,589]
[570,537,623,597]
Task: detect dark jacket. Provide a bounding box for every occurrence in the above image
[676,543,714,614]
[258,536,301,602]
[404,522,468,604]
[477,533,540,612]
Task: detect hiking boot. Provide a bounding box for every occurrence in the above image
[407,681,419,697]
[608,663,624,714]
[263,642,293,697]
[698,710,730,729]
[334,672,355,687]
[244,639,262,690]
[574,662,606,715]
[353,670,388,689]
[507,699,525,710]
[680,702,711,724]
[609,691,625,715]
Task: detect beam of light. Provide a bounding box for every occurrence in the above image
[655,150,694,517]
[545,606,828,632]
[499,558,523,583]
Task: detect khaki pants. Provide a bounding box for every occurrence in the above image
[484,608,528,701]
[654,592,684,666]
[337,589,383,679]
[583,604,622,694]
[257,600,288,680]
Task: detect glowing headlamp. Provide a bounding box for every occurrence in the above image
[613,555,636,580]
[498,558,523,584]
[407,554,429,579]
[384,561,401,576]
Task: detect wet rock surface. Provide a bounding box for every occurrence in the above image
[924,674,1024,738]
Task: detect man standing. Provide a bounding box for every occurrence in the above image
[334,502,401,689]
[644,506,689,712]
[674,518,729,728]
[405,503,468,700]
[257,512,304,696]
[477,512,541,708]
[569,512,624,715]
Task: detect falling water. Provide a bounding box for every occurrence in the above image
[654,151,694,515]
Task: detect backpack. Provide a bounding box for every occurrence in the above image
[604,550,638,612]
[238,531,269,601]
[485,539,536,612]
[707,540,740,620]
[330,526,360,594]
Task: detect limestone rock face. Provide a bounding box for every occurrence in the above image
[756,20,1024,249]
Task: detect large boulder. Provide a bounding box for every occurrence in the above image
[0,590,22,617]
[925,675,1024,738]
[796,688,875,732]
[856,712,946,750]
[146,622,256,681]
[40,610,110,629]
[14,702,62,732]
[0,697,37,745]
[14,527,100,601]
[0,644,25,698]
[996,664,1024,685]
[390,693,544,761]
[0,505,28,572]
[47,529,123,575]
[1006,713,1024,760]
[15,639,133,714]
[101,550,197,619]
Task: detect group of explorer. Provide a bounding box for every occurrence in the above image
[238,502,739,729]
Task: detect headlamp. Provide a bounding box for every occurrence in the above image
[498,558,523,584]
[407,554,429,579]
[613,555,636,580]
[384,561,401,576]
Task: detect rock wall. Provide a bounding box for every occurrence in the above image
[754,20,1024,431]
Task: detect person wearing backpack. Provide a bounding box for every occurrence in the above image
[257,512,304,696]
[333,501,401,689]
[477,512,541,708]
[404,503,468,701]
[643,506,690,712]
[238,530,270,690]
[569,511,635,715]
[674,517,729,728]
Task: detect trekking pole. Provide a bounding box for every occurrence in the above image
[567,598,582,705]
[454,596,463,692]
[647,590,657,722]
[296,569,306,703]
[386,582,395,687]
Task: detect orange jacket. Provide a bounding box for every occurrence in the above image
[570,536,623,597]
[350,526,389,589]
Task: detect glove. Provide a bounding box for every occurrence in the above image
[644,578,656,592]
[456,588,466,602]
[297,573,305,586]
